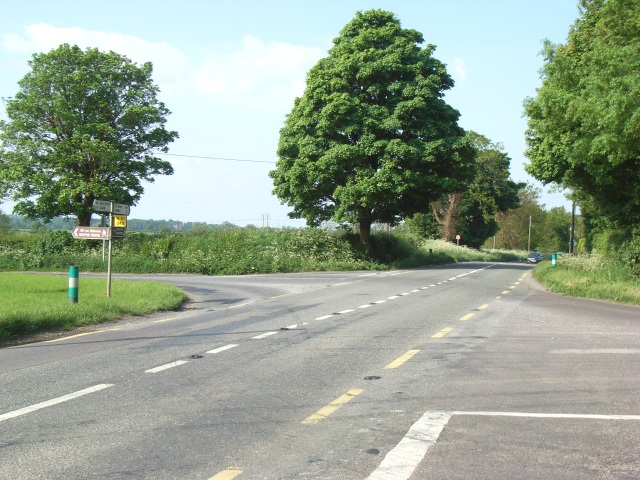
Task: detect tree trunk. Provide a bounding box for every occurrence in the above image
[77,212,92,227]
[358,219,372,246]
[432,192,463,243]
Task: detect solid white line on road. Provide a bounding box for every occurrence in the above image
[373,300,387,304]
[366,408,640,479]
[452,410,640,420]
[315,314,334,320]
[399,293,411,296]
[44,332,95,343]
[366,411,451,479]
[206,344,239,354]
[145,360,189,373]
[387,296,400,300]
[252,332,278,339]
[0,384,114,422]
[550,349,640,354]
[358,304,372,309]
[338,309,355,314]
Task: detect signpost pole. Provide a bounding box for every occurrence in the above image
[90,199,129,298]
[107,237,113,298]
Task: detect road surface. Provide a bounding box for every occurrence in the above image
[1,263,638,479]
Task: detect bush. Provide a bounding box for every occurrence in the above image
[619,233,640,279]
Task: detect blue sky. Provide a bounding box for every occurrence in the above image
[1,0,581,227]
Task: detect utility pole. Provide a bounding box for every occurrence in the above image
[262,214,270,230]
[527,216,532,252]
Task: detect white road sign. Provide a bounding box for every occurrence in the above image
[72,227,112,240]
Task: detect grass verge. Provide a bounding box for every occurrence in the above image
[533,255,640,305]
[0,273,188,342]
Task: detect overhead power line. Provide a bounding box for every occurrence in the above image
[157,152,276,164]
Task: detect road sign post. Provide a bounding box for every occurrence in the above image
[85,199,131,298]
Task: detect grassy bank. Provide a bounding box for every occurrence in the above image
[0,273,187,342]
[533,254,640,305]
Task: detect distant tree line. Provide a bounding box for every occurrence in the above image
[0,212,250,233]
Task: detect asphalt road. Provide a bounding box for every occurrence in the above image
[1,263,638,479]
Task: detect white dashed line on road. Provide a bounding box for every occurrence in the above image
[0,384,114,423]
[145,360,189,373]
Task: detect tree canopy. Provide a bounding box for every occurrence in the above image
[524,0,640,235]
[455,132,522,248]
[424,131,521,247]
[270,10,475,244]
[0,44,178,226]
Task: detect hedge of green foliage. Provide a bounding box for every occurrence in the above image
[0,228,525,275]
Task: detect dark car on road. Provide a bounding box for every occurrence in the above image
[526,252,544,264]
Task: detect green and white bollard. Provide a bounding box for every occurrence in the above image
[69,266,79,303]
[551,253,558,268]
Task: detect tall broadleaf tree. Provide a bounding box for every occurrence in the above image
[270,10,475,244]
[0,44,178,226]
[524,0,640,235]
[457,131,523,248]
[430,131,522,247]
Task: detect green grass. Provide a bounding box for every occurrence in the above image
[0,273,188,342]
[533,255,640,305]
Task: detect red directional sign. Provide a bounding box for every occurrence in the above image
[72,227,111,240]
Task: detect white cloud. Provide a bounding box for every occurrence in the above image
[450,58,467,85]
[195,35,325,108]
[2,23,189,94]
[2,25,325,111]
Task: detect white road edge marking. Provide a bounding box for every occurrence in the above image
[206,344,239,354]
[0,384,114,422]
[145,360,189,373]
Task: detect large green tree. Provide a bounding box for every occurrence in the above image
[270,10,475,244]
[0,44,178,226]
[430,131,522,248]
[456,132,522,248]
[524,0,640,235]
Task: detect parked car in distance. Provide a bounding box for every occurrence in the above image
[526,252,544,264]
